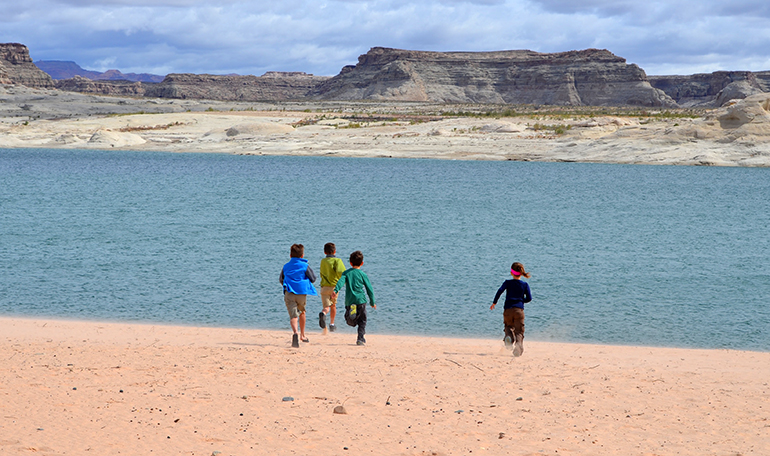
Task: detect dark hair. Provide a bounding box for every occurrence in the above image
[349,250,364,267]
[511,262,530,278]
[290,244,304,258]
[324,242,336,255]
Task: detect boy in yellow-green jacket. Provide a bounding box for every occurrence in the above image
[319,242,345,333]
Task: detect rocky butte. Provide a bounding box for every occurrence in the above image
[0,43,54,88]
[310,47,676,107]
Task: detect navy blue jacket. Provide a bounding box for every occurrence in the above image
[493,279,532,309]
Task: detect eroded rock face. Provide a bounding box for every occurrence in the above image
[55,76,149,96]
[311,47,675,107]
[144,72,329,101]
[649,71,768,107]
[0,43,55,88]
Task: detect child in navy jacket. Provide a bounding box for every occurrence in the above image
[491,262,531,357]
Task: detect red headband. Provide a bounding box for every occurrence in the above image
[511,269,522,276]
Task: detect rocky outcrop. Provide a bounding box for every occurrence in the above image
[710,93,770,135]
[311,47,675,107]
[0,43,55,88]
[54,76,150,96]
[144,72,329,101]
[649,71,769,107]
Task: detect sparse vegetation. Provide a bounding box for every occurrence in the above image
[119,122,183,132]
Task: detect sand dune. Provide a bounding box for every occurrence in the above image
[1,317,767,455]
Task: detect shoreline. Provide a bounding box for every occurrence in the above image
[3,86,770,167]
[2,316,768,455]
[3,313,767,354]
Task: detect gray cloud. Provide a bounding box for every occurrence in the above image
[2,0,769,78]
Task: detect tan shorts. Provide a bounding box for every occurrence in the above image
[321,287,337,309]
[284,293,307,319]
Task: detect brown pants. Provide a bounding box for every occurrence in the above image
[503,307,525,346]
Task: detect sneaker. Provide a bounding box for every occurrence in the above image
[291,334,299,348]
[329,324,336,332]
[504,335,513,350]
[356,340,366,346]
[513,341,523,357]
[319,311,326,329]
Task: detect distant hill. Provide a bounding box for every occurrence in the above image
[35,60,165,83]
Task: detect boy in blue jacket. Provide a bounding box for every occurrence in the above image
[280,244,318,348]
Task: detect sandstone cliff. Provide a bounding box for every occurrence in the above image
[0,43,55,88]
[648,71,770,107]
[144,72,329,101]
[54,76,149,97]
[310,47,675,107]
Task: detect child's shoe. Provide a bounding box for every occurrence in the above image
[356,340,366,346]
[292,334,299,348]
[513,338,524,357]
[329,324,336,332]
[319,311,326,329]
[504,335,513,350]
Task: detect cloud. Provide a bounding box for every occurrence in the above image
[2,0,769,77]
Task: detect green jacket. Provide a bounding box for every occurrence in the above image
[320,255,346,287]
[334,268,375,307]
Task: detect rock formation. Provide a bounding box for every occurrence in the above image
[649,71,770,107]
[0,43,55,88]
[54,76,149,97]
[310,47,675,107]
[144,72,329,101]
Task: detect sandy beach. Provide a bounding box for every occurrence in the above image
[1,317,767,455]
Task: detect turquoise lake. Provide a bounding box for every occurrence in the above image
[1,148,769,351]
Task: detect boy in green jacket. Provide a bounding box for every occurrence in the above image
[333,250,376,346]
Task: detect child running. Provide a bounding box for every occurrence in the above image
[319,242,346,333]
[490,262,531,357]
[279,244,318,348]
[333,250,376,346]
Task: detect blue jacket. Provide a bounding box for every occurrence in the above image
[493,279,532,309]
[280,258,318,296]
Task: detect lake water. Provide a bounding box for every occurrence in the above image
[1,148,769,351]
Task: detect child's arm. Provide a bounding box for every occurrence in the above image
[491,282,506,309]
[332,272,346,297]
[363,273,376,309]
[305,265,317,283]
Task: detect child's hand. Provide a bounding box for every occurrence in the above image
[489,303,496,310]
[371,304,377,309]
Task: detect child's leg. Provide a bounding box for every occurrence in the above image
[296,295,308,341]
[329,293,337,326]
[502,308,515,346]
[511,308,525,356]
[356,305,367,344]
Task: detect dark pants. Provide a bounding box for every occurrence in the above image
[503,307,525,346]
[346,304,367,343]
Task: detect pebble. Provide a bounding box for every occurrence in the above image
[282,396,294,402]
[333,405,347,414]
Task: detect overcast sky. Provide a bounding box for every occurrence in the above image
[3,0,769,77]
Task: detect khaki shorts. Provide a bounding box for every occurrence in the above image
[321,287,337,309]
[284,293,307,319]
